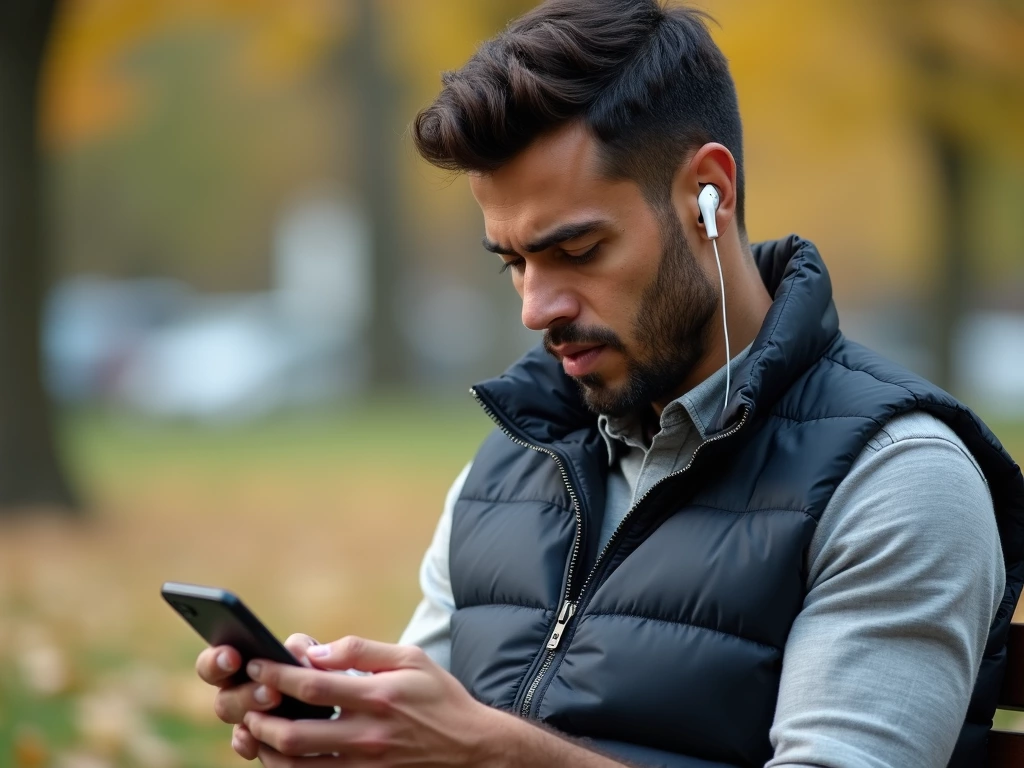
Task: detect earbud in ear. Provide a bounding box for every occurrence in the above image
[699,182,730,417]
[697,184,721,240]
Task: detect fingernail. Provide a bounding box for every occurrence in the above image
[308,644,330,658]
[254,685,270,704]
[247,661,262,678]
[217,652,234,672]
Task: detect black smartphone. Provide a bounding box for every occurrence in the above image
[161,581,335,720]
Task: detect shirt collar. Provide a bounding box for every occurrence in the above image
[597,344,753,465]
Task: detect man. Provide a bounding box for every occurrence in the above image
[197,1,1024,766]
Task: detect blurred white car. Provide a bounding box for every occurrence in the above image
[115,295,360,421]
[44,277,191,403]
[45,278,362,421]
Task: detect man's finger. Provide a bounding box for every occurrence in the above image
[305,636,426,673]
[196,645,242,686]
[246,660,373,709]
[255,744,346,767]
[283,633,319,667]
[245,711,355,758]
[214,681,281,724]
[232,724,259,761]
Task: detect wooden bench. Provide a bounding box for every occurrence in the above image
[990,622,1024,766]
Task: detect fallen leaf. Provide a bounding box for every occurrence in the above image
[126,730,179,768]
[54,752,115,768]
[74,689,143,756]
[13,724,48,768]
[110,663,171,712]
[166,673,216,723]
[18,643,74,696]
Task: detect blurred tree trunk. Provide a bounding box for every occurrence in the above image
[927,128,969,394]
[0,0,79,512]
[910,35,973,396]
[353,0,407,388]
[884,0,1024,393]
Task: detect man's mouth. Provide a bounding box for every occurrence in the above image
[557,344,607,377]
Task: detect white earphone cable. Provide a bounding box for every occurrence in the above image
[712,238,730,418]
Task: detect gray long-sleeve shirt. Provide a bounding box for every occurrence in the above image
[400,350,1004,767]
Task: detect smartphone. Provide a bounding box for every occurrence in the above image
[161,581,335,720]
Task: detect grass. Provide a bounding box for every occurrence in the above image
[1,397,493,768]
[1,400,1022,765]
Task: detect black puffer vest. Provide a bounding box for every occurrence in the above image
[450,236,1024,768]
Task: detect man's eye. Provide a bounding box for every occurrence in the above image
[565,244,600,265]
[498,258,525,275]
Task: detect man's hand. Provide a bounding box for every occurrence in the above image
[195,633,320,760]
[202,635,629,767]
[239,636,501,766]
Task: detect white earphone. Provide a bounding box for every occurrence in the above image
[698,184,720,240]
[697,183,731,419]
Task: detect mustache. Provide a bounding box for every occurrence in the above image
[543,323,626,355]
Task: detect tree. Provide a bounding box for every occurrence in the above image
[353,0,408,388]
[0,0,79,511]
[885,0,1024,391]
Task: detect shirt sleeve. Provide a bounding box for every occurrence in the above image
[397,462,471,672]
[768,412,1005,768]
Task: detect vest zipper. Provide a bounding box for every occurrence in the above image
[469,388,585,718]
[573,407,750,608]
[522,407,749,717]
[471,386,748,719]
[546,599,577,649]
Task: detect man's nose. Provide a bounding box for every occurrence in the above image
[520,270,580,332]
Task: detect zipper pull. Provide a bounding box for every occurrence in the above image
[546,600,577,650]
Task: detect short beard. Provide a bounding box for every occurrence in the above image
[545,212,718,418]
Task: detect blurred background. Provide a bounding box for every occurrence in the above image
[0,0,1021,765]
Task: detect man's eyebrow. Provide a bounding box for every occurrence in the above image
[481,238,518,256]
[482,219,609,257]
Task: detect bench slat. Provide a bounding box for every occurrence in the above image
[999,623,1024,711]
[989,729,1024,767]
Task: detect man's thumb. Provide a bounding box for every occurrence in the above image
[283,633,319,667]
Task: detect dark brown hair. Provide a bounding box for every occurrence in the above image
[413,0,745,230]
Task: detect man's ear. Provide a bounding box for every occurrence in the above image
[671,143,738,241]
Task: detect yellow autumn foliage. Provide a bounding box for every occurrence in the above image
[37,0,1024,298]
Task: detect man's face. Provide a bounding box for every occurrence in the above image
[469,123,717,418]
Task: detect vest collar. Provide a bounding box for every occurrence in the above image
[472,235,840,446]
[721,234,840,432]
